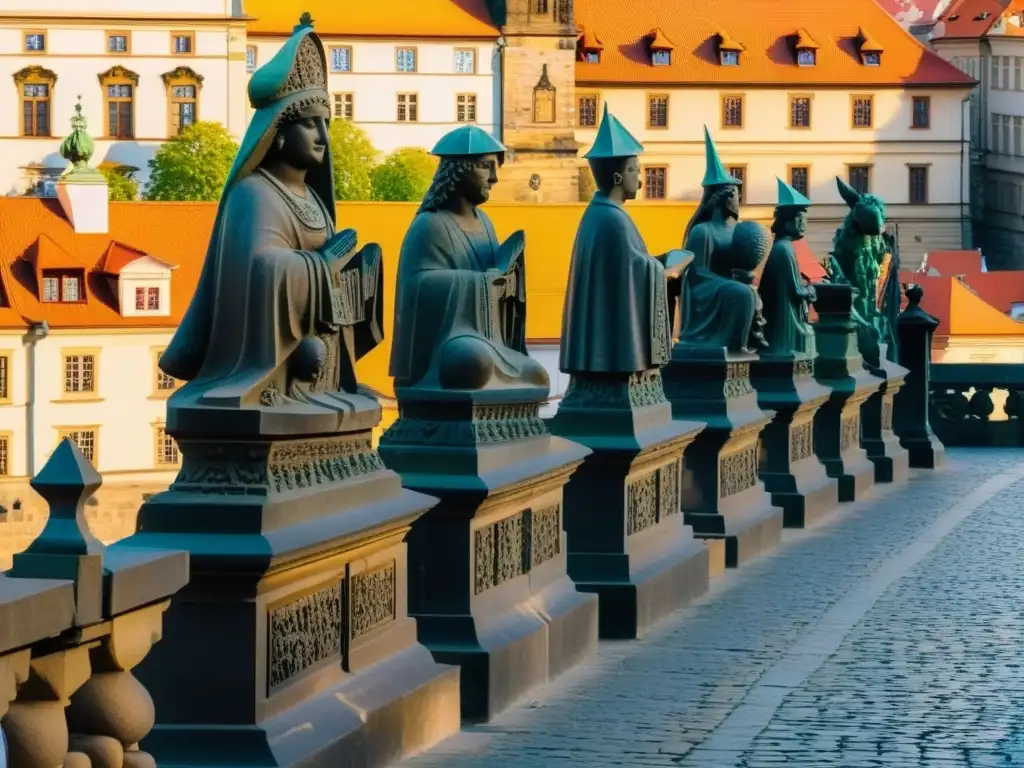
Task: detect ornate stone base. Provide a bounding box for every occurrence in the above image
[812,375,879,503]
[130,408,459,768]
[547,371,710,640]
[862,356,911,485]
[663,348,784,568]
[379,388,597,723]
[751,356,840,528]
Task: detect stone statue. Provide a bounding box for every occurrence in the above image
[678,127,766,353]
[560,104,681,374]
[389,124,547,393]
[159,18,383,418]
[759,178,817,357]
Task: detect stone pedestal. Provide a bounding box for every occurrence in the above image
[378,388,598,723]
[663,347,783,568]
[546,369,709,640]
[861,342,911,485]
[751,356,839,528]
[810,284,881,502]
[130,399,460,768]
[893,284,947,469]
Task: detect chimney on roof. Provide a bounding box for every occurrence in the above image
[55,96,109,235]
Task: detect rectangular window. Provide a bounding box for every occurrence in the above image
[22,83,50,137]
[0,435,9,476]
[577,94,598,127]
[172,33,193,54]
[797,49,816,66]
[246,45,257,73]
[789,165,809,197]
[333,92,354,120]
[909,165,929,204]
[396,47,417,72]
[106,84,134,139]
[330,46,352,73]
[146,287,159,310]
[720,50,739,66]
[651,50,671,66]
[108,33,129,53]
[42,276,59,302]
[63,354,96,394]
[852,96,873,127]
[912,96,931,128]
[24,32,45,52]
[397,93,418,122]
[849,165,871,195]
[0,356,10,402]
[1003,57,1011,90]
[1003,114,1012,155]
[62,276,80,302]
[644,166,667,200]
[454,48,476,74]
[584,51,599,63]
[59,428,97,464]
[1014,116,1023,157]
[135,286,145,310]
[647,95,668,128]
[992,113,1001,153]
[728,166,746,203]
[722,95,743,128]
[170,84,197,135]
[790,96,811,128]
[456,93,477,123]
[156,426,180,466]
[157,368,177,391]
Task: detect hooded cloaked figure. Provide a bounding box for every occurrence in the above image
[559,105,672,373]
[388,124,548,392]
[159,17,383,409]
[759,178,817,357]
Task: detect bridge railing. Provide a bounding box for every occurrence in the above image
[930,363,1024,447]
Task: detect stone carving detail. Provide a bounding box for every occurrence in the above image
[473,525,496,595]
[627,470,659,535]
[790,421,813,462]
[659,461,680,517]
[268,580,343,691]
[474,509,536,594]
[496,513,526,583]
[350,561,396,639]
[840,414,861,452]
[266,435,383,493]
[259,378,285,407]
[531,504,561,567]
[725,362,755,398]
[561,370,667,410]
[795,359,813,377]
[382,404,548,446]
[882,398,894,432]
[719,443,759,498]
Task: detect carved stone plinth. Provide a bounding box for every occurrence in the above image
[860,341,911,485]
[811,284,881,502]
[130,398,460,768]
[751,356,840,528]
[663,347,783,568]
[379,388,597,722]
[546,370,709,639]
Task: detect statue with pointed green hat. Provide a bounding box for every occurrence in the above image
[561,104,683,373]
[160,15,385,418]
[388,124,547,393]
[758,177,818,357]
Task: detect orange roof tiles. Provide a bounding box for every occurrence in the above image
[579,28,604,50]
[575,0,976,86]
[857,27,885,51]
[648,27,676,49]
[948,278,1024,335]
[245,0,499,38]
[795,29,820,49]
[717,31,745,51]
[934,0,1024,38]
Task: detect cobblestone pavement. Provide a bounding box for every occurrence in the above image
[404,450,1024,768]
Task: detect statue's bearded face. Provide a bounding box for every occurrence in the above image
[461,153,499,205]
[719,185,741,218]
[620,156,642,201]
[277,115,329,170]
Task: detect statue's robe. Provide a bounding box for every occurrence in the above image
[559,193,671,374]
[679,220,756,351]
[389,208,546,391]
[758,237,815,357]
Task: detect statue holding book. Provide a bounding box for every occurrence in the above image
[389,124,547,393]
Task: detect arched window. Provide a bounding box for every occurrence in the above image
[14,66,57,137]
[161,66,203,136]
[98,65,139,139]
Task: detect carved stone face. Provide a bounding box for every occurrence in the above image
[790,210,808,238]
[620,156,642,201]
[721,185,741,218]
[461,153,500,206]
[277,115,329,171]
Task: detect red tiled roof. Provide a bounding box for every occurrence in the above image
[918,249,983,275]
[575,0,977,86]
[794,239,828,282]
[934,0,1023,38]
[901,271,953,341]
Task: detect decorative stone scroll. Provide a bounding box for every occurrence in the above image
[840,414,861,452]
[350,562,397,639]
[790,421,814,462]
[725,362,755,398]
[719,443,759,498]
[267,580,343,692]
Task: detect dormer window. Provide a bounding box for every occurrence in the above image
[797,49,816,66]
[647,28,675,67]
[577,29,603,64]
[863,52,881,66]
[652,50,671,66]
[794,29,819,68]
[721,50,739,66]
[584,51,600,63]
[857,27,883,67]
[716,31,745,68]
[135,286,161,311]
[41,270,83,303]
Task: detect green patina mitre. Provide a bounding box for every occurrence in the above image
[431,125,507,161]
[776,177,811,208]
[247,12,323,111]
[701,126,742,187]
[583,103,644,159]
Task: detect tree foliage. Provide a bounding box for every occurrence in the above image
[101,166,139,201]
[329,118,376,201]
[577,165,596,202]
[370,147,438,202]
[143,121,239,202]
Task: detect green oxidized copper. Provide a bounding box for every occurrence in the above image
[59,97,103,180]
[583,103,644,160]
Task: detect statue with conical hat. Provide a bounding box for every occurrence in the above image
[389,123,547,392]
[159,16,384,418]
[758,178,818,357]
[678,126,767,353]
[560,104,684,374]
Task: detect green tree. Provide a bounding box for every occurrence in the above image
[577,165,596,202]
[330,118,376,201]
[370,147,438,202]
[101,166,139,201]
[143,121,239,202]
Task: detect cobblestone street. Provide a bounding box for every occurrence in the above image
[406,449,1024,767]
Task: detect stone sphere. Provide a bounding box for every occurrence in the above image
[731,221,773,272]
[67,672,155,747]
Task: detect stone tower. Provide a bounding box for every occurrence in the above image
[486,0,580,203]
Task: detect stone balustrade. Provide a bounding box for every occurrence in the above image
[0,439,188,768]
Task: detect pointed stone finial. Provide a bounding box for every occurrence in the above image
[22,438,103,557]
[59,96,96,174]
